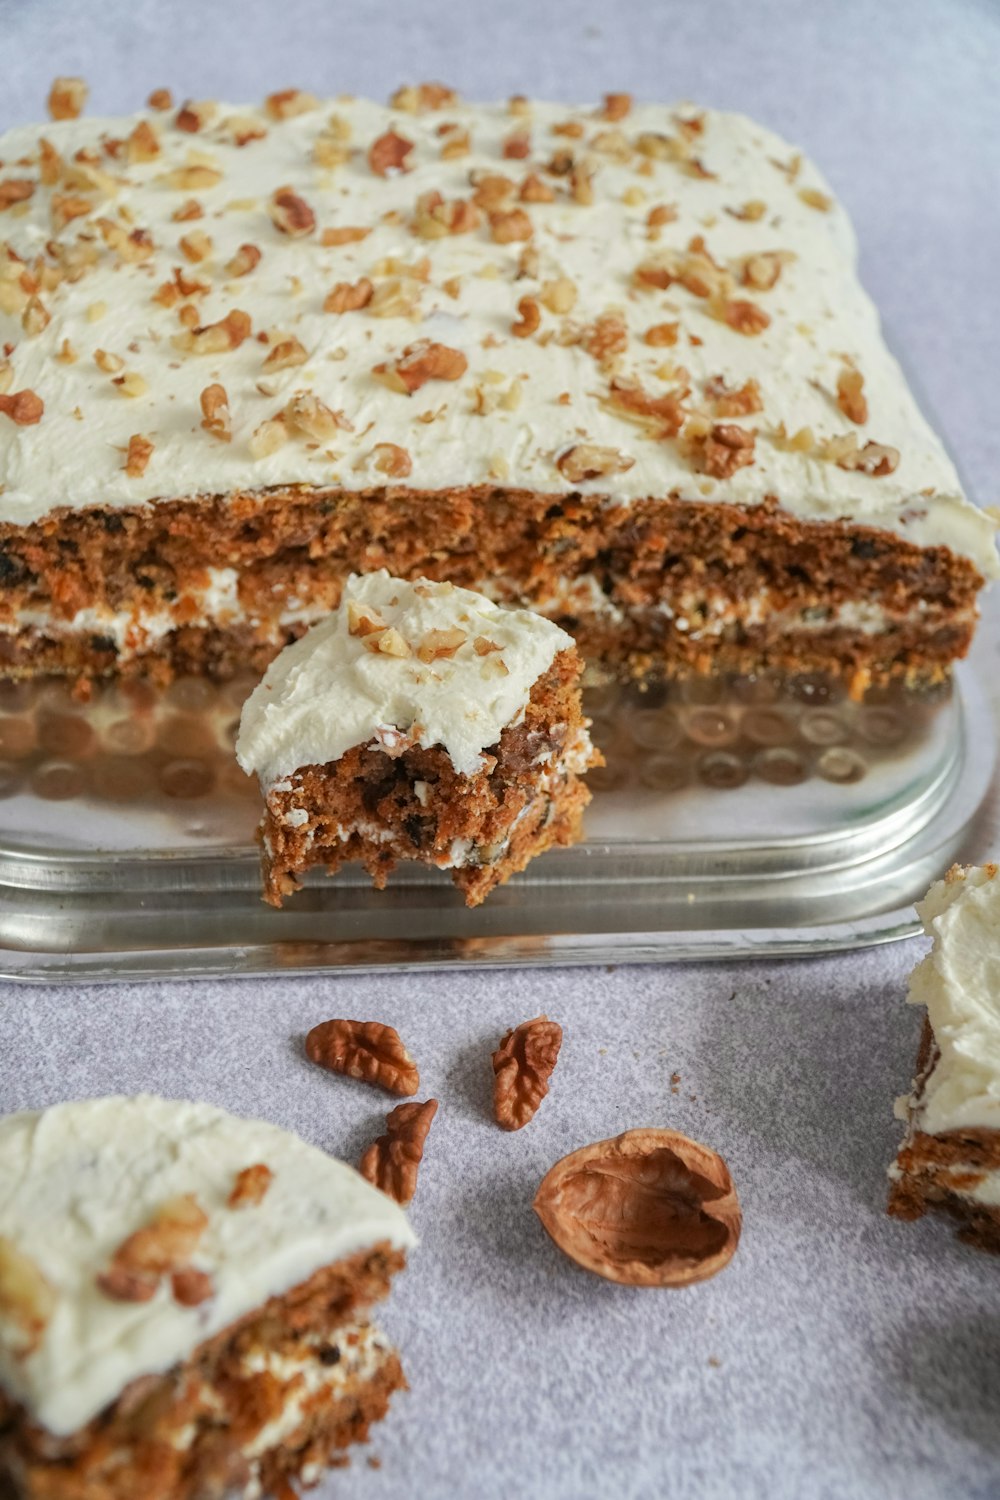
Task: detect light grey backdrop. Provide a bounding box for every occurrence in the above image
[2,3,1000,1497]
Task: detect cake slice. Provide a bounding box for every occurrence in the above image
[236,571,599,907]
[888,864,1000,1252]
[0,1095,416,1499]
[0,88,995,688]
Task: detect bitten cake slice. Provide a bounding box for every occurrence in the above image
[0,1095,416,1500]
[236,571,600,907]
[888,864,1000,1252]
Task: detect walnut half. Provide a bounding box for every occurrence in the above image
[533,1129,742,1286]
[359,1099,438,1206]
[306,1018,420,1096]
[493,1015,562,1131]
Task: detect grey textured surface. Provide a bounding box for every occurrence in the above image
[2,2,1000,1497]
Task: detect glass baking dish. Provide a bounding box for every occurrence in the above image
[0,662,990,983]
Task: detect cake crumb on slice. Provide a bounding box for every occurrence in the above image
[236,570,601,907]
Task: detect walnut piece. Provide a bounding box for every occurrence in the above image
[606,378,686,438]
[306,1019,420,1096]
[148,87,173,111]
[827,434,899,477]
[533,1129,742,1286]
[705,375,763,417]
[265,88,319,120]
[600,92,632,121]
[488,208,533,243]
[269,187,316,237]
[644,321,679,347]
[359,1099,438,1206]
[493,1015,562,1131]
[0,390,44,426]
[124,434,154,478]
[0,179,35,211]
[556,444,635,483]
[374,339,467,395]
[368,130,415,177]
[722,299,770,336]
[836,366,868,425]
[372,442,413,478]
[283,392,347,442]
[0,1236,55,1354]
[228,1163,273,1209]
[324,277,374,313]
[699,423,757,479]
[172,308,251,356]
[200,383,232,443]
[170,1267,214,1306]
[511,295,541,338]
[48,76,88,121]
[321,226,371,246]
[262,336,308,371]
[417,627,466,662]
[97,1194,209,1301]
[225,243,262,278]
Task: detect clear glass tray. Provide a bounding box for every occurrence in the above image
[0,663,991,983]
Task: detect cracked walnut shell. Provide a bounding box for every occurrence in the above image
[306,1018,419,1095]
[533,1129,741,1286]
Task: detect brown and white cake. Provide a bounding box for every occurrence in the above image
[888,864,1000,1252]
[0,1094,416,1498]
[236,571,599,906]
[0,86,994,687]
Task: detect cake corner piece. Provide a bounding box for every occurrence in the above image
[236,571,601,907]
[0,1093,416,1500]
[888,862,1000,1253]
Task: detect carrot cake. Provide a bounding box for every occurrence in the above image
[0,85,995,686]
[888,864,1000,1252]
[0,1094,416,1499]
[235,570,599,906]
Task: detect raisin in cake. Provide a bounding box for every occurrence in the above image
[888,864,1000,1252]
[235,571,599,906]
[0,87,994,686]
[0,1094,415,1499]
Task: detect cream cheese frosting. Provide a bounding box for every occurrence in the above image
[0,90,994,575]
[903,864,1000,1138]
[0,1094,415,1436]
[236,570,574,782]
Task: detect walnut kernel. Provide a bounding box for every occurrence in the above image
[359,1099,438,1206]
[307,1019,420,1094]
[493,1015,562,1131]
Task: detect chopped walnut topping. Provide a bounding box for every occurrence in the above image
[269,186,315,237]
[260,336,309,372]
[179,230,213,263]
[727,199,767,221]
[368,129,415,177]
[115,372,149,402]
[836,365,868,424]
[324,277,375,313]
[367,276,423,319]
[540,277,577,314]
[722,298,771,336]
[172,308,251,355]
[224,242,262,277]
[228,1164,274,1208]
[741,251,791,291]
[644,321,679,347]
[124,434,154,477]
[250,417,288,458]
[148,87,173,111]
[371,442,413,478]
[48,76,88,121]
[569,164,594,205]
[265,88,318,119]
[520,172,555,204]
[556,444,635,483]
[583,312,628,369]
[391,82,458,112]
[373,339,468,394]
[171,197,203,222]
[439,124,471,160]
[200,383,231,442]
[283,392,348,442]
[825,433,899,476]
[21,296,51,337]
[348,601,388,636]
[0,1237,55,1354]
[171,1268,214,1307]
[470,172,517,212]
[704,376,763,417]
[417,627,467,662]
[160,164,222,191]
[600,92,632,121]
[320,225,371,246]
[94,348,124,374]
[488,207,533,243]
[175,100,216,133]
[224,114,267,147]
[799,186,833,211]
[635,241,728,299]
[770,422,816,453]
[606,377,687,438]
[98,218,155,263]
[97,1194,208,1303]
[698,422,757,478]
[502,129,531,159]
[512,295,541,338]
[0,179,35,212]
[364,625,411,658]
[474,636,503,656]
[411,190,480,239]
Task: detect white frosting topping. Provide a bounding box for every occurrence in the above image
[0,92,994,576]
[907,864,1000,1136]
[236,570,574,781]
[0,1094,415,1437]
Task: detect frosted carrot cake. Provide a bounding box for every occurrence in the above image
[0,1094,415,1499]
[235,571,599,906]
[0,84,994,685]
